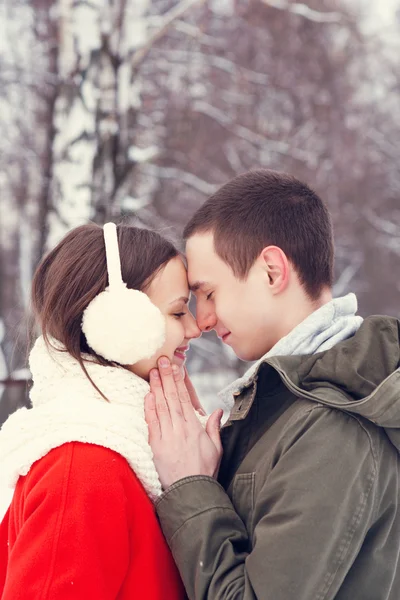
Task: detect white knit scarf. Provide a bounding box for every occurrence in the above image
[0,337,164,499]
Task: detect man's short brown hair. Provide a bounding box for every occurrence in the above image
[183,169,334,299]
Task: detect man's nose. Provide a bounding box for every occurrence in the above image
[196,305,217,332]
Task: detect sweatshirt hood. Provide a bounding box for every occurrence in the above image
[266,316,400,454]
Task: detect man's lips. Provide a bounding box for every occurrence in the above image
[221,333,231,343]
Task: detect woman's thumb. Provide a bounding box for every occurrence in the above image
[206,409,223,449]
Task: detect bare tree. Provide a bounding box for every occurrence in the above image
[1,0,399,420]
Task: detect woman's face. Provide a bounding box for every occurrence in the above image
[128,256,201,380]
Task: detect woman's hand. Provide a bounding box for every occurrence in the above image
[144,357,223,490]
[183,367,207,416]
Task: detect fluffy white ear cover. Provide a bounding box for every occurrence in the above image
[81,223,166,365]
[82,286,165,365]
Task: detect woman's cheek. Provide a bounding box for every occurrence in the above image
[168,318,185,353]
[158,319,175,360]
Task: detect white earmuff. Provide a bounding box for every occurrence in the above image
[81,223,166,365]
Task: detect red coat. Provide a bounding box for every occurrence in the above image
[0,442,186,599]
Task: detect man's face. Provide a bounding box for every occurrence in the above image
[186,233,283,362]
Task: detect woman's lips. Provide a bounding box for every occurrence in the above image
[221,333,231,343]
[174,346,189,361]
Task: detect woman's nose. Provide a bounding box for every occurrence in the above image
[185,313,201,339]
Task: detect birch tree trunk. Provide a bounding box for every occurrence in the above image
[49,0,152,242]
[50,0,207,242]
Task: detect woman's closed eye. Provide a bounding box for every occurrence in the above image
[173,312,186,319]
[206,291,214,301]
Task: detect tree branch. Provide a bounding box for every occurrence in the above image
[140,163,218,195]
[193,101,315,163]
[262,0,341,23]
[131,0,207,71]
[150,48,269,84]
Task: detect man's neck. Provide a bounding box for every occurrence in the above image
[278,287,332,341]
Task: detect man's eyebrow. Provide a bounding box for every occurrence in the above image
[189,281,207,292]
[169,296,189,305]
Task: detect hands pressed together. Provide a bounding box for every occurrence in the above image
[144,357,224,491]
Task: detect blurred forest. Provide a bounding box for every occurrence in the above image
[1,0,399,423]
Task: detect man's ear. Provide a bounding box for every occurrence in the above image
[259,246,290,294]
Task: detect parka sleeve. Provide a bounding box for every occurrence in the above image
[2,443,133,600]
[156,406,378,600]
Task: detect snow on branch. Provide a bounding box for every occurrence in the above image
[333,259,362,296]
[364,208,400,256]
[140,163,218,195]
[364,208,399,236]
[128,145,159,163]
[193,101,315,163]
[131,0,207,70]
[151,48,269,84]
[262,0,341,23]
[172,20,225,47]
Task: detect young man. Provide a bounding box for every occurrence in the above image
[144,169,400,600]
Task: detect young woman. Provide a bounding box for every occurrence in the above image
[0,222,203,599]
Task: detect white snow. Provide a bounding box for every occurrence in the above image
[359,0,399,35]
[121,196,150,211]
[128,145,159,163]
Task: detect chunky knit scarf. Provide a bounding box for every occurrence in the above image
[0,337,166,499]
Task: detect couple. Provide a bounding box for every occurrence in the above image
[0,169,399,599]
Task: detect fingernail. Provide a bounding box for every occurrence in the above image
[159,357,169,367]
[151,369,159,378]
[172,364,179,374]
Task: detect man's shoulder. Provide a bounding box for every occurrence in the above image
[265,398,397,484]
[254,396,378,466]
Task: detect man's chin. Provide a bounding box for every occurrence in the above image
[229,345,256,363]
[231,343,267,363]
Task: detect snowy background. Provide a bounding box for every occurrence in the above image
[1,0,400,515]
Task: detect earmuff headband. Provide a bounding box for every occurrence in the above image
[103,223,124,289]
[81,221,166,364]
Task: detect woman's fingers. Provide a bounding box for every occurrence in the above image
[144,392,161,441]
[184,368,207,416]
[156,358,186,430]
[149,369,171,419]
[205,409,223,451]
[171,364,201,424]
[205,409,223,477]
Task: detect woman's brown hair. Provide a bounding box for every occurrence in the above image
[31,223,179,395]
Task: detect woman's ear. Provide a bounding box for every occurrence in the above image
[260,246,290,294]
